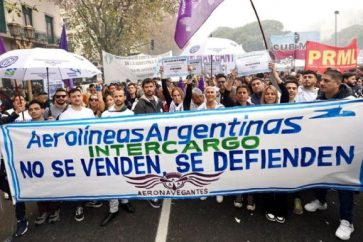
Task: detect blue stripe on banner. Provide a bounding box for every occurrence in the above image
[1,127,19,196]
[6,128,20,196]
[360,160,363,185]
[19,194,139,201]
[2,99,363,129]
[15,183,363,202]
[210,183,363,194]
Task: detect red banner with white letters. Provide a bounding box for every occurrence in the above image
[305,39,358,73]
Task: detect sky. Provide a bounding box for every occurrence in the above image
[190,0,363,43]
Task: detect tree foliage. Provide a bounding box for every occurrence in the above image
[325,25,363,48]
[146,14,182,56]
[212,20,289,52]
[61,0,178,61]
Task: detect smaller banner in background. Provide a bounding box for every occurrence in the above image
[235,50,271,76]
[204,62,222,76]
[188,59,203,75]
[161,56,189,78]
[270,32,320,60]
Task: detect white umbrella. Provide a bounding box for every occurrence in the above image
[181,37,245,56]
[0,48,101,102]
[0,48,101,81]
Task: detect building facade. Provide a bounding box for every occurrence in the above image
[0,0,62,50]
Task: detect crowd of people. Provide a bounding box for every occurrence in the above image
[1,63,362,240]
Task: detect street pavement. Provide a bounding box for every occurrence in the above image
[0,190,362,242]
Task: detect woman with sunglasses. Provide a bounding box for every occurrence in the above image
[85,83,105,117]
[87,94,105,117]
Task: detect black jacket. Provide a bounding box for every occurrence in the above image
[133,95,163,114]
[161,79,193,111]
[0,111,19,125]
[0,112,20,177]
[317,84,354,100]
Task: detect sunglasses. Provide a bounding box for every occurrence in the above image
[55,95,67,98]
[89,98,99,101]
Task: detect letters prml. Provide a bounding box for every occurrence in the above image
[308,49,356,66]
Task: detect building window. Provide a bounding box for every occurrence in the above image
[0,0,6,33]
[45,15,54,44]
[22,5,33,26]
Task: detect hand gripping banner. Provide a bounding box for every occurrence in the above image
[1,100,363,202]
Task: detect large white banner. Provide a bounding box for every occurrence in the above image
[1,100,363,202]
[102,50,172,83]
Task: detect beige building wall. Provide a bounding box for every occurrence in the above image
[0,0,63,50]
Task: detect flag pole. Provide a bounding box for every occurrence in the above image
[250,0,268,50]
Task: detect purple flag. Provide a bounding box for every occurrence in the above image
[59,24,73,88]
[174,0,224,49]
[198,76,205,92]
[0,36,7,55]
[59,24,68,51]
[178,77,184,90]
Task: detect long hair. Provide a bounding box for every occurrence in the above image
[171,87,184,99]
[261,85,279,104]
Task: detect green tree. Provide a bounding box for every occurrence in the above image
[212,20,289,51]
[325,25,363,49]
[61,0,178,61]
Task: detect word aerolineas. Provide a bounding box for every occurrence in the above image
[26,116,303,149]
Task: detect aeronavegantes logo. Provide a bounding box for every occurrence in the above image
[0,56,18,68]
[126,171,222,191]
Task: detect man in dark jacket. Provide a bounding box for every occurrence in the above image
[134,78,163,114]
[125,82,139,110]
[0,100,28,237]
[304,69,355,241]
[249,77,265,105]
[342,72,363,98]
[133,78,163,208]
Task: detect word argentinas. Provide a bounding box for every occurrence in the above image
[26,116,303,149]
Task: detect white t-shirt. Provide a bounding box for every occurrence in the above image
[295,86,319,102]
[101,106,134,117]
[197,102,224,110]
[59,106,95,120]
